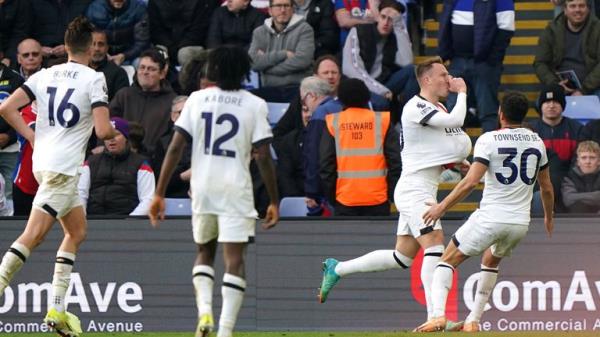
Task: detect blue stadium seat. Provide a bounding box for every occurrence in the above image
[279,197,308,216]
[164,198,192,216]
[267,102,290,126]
[562,95,600,125]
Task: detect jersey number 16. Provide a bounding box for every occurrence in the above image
[47,87,80,128]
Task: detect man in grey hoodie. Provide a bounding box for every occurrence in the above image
[248,0,315,101]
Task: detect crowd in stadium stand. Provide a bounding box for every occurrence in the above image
[0,0,599,216]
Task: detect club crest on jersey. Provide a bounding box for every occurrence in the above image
[416,102,426,109]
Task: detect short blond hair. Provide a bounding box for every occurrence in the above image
[415,56,443,80]
[577,140,600,156]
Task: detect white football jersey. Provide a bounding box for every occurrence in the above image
[175,87,272,218]
[473,127,548,225]
[23,62,108,176]
[401,94,472,174]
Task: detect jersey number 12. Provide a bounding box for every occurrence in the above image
[201,112,239,158]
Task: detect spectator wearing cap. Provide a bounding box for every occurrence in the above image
[528,84,583,209]
[342,0,418,112]
[319,78,401,216]
[78,117,156,216]
[110,48,176,154]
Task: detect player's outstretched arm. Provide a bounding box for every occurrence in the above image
[149,131,187,228]
[92,106,119,140]
[537,167,554,238]
[423,161,486,225]
[254,142,279,229]
[0,88,35,145]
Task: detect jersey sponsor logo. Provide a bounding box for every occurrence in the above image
[419,106,433,116]
[416,102,426,109]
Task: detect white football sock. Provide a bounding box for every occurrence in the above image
[422,245,444,319]
[334,250,413,277]
[50,251,75,312]
[192,265,214,317]
[431,262,454,318]
[0,242,30,296]
[218,273,246,337]
[466,265,498,323]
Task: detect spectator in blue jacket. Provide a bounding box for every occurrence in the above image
[86,0,150,66]
[437,0,515,132]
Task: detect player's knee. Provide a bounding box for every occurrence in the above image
[224,256,245,276]
[64,227,87,245]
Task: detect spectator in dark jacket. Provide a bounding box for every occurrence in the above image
[110,48,176,153]
[206,0,266,51]
[534,0,600,97]
[0,0,31,67]
[152,96,191,198]
[86,0,150,66]
[561,140,600,213]
[0,63,23,211]
[78,117,156,216]
[148,0,219,67]
[528,84,582,208]
[438,0,514,132]
[294,0,339,57]
[273,54,341,152]
[90,30,130,101]
[31,0,91,63]
[16,39,43,80]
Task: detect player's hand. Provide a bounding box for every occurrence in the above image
[448,77,467,94]
[262,203,279,230]
[148,195,166,228]
[422,201,445,225]
[544,216,554,238]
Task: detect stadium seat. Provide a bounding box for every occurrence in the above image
[164,198,192,216]
[267,102,289,126]
[121,65,136,85]
[279,197,308,216]
[562,95,600,125]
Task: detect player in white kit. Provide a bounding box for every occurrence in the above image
[0,17,118,337]
[416,92,554,332]
[148,46,279,337]
[319,57,471,329]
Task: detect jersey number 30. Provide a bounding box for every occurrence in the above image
[47,87,80,128]
[495,147,541,185]
[201,112,239,158]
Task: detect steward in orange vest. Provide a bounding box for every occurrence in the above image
[320,78,401,216]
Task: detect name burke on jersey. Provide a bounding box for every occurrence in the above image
[204,94,243,106]
[53,70,80,80]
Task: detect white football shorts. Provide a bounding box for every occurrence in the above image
[192,213,256,244]
[452,211,529,258]
[33,171,82,219]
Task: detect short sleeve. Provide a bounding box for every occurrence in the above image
[174,94,195,143]
[473,134,492,166]
[89,72,109,108]
[22,69,45,101]
[539,142,549,170]
[252,99,273,146]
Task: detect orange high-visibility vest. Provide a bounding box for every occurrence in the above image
[325,107,390,206]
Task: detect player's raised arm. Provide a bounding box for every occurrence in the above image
[92,105,119,140]
[0,87,36,144]
[423,160,486,225]
[254,141,279,229]
[536,166,554,237]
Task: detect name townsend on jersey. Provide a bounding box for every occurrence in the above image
[493,133,541,142]
[204,94,242,106]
